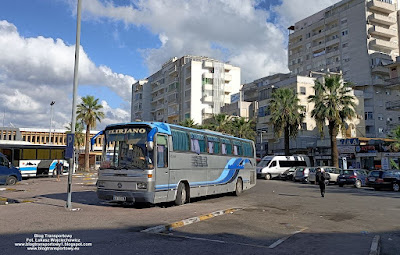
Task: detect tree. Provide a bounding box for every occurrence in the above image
[205,113,233,134]
[179,118,198,128]
[268,88,305,155]
[388,125,400,152]
[231,117,256,141]
[77,96,105,171]
[308,75,356,167]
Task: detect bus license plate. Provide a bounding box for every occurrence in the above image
[113,196,126,202]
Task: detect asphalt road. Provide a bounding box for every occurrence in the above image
[1,174,399,255]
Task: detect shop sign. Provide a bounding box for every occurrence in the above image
[356,145,377,153]
[381,157,389,170]
[339,138,359,146]
[338,146,355,153]
[357,153,377,157]
[383,152,400,157]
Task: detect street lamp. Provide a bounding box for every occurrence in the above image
[49,101,55,144]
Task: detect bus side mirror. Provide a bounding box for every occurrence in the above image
[147,141,154,151]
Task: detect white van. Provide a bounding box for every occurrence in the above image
[257,155,310,180]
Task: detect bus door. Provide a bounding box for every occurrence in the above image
[155,134,169,202]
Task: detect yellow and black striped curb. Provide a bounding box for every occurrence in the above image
[141,208,242,234]
[0,196,34,205]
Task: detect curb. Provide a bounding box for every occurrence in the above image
[369,235,380,255]
[141,208,242,234]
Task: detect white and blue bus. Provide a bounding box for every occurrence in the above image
[96,122,256,205]
[0,141,69,177]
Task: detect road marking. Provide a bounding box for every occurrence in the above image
[268,227,308,249]
[141,208,242,233]
[369,235,380,255]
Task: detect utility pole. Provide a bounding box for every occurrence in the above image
[66,0,81,211]
[49,101,55,144]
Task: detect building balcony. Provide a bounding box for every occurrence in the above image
[169,66,178,77]
[224,64,232,72]
[203,84,213,91]
[202,108,213,115]
[386,100,400,110]
[369,26,397,38]
[202,96,213,103]
[369,38,397,51]
[368,13,396,26]
[371,65,389,75]
[385,76,400,88]
[168,108,179,116]
[203,61,213,69]
[368,0,396,14]
[325,37,340,47]
[224,85,232,94]
[155,103,166,111]
[203,72,214,79]
[363,92,374,99]
[225,74,232,82]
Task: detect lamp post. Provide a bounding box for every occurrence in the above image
[49,101,55,144]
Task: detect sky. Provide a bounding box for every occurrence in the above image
[0,0,340,131]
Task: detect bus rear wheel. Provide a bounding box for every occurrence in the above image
[234,178,243,196]
[175,182,187,206]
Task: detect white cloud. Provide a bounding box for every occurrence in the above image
[0,20,134,129]
[81,0,289,82]
[273,0,339,29]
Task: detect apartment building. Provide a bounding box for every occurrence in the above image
[131,56,240,125]
[243,72,365,161]
[288,0,400,138]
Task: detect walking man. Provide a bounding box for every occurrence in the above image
[316,168,326,197]
[55,160,63,182]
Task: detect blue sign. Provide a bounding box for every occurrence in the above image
[65,133,75,159]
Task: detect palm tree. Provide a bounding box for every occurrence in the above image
[65,122,85,149]
[206,113,233,134]
[308,75,356,167]
[268,88,305,155]
[179,118,198,128]
[388,125,400,152]
[77,96,105,171]
[231,117,256,141]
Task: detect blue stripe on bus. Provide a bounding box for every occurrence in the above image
[20,167,38,171]
[155,158,251,191]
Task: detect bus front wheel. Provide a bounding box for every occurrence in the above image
[234,178,243,196]
[175,182,187,206]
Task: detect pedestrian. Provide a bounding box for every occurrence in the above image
[55,160,63,182]
[316,167,326,197]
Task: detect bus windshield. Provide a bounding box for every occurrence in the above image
[101,127,154,170]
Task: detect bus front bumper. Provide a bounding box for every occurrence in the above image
[97,189,154,204]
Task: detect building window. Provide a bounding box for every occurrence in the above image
[366,126,373,133]
[378,114,383,121]
[365,112,373,120]
[300,87,306,95]
[301,123,307,130]
[341,18,347,24]
[378,128,384,134]
[341,29,348,36]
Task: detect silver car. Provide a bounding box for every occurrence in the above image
[308,166,341,184]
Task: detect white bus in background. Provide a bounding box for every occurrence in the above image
[0,141,68,177]
[256,155,310,180]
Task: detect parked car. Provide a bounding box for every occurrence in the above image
[308,167,341,185]
[280,167,297,181]
[293,167,310,182]
[337,169,368,188]
[368,170,400,191]
[257,155,310,180]
[366,170,385,189]
[0,152,22,185]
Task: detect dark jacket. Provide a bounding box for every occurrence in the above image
[316,171,325,184]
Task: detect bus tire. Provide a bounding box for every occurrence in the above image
[175,182,187,206]
[6,176,17,185]
[234,178,243,196]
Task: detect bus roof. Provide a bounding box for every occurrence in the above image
[105,122,254,143]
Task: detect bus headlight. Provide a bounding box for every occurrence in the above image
[137,182,147,189]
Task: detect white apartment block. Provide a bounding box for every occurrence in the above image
[131,56,240,125]
[244,73,365,156]
[288,0,400,138]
